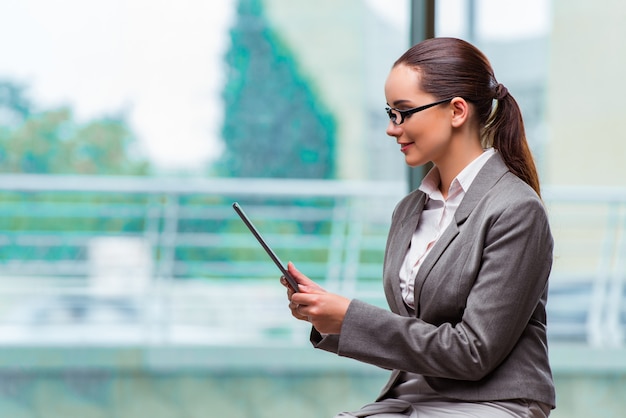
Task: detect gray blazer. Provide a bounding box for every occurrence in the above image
[311,153,556,408]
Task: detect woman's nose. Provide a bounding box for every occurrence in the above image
[386,120,401,137]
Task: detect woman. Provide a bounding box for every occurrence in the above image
[281,37,555,417]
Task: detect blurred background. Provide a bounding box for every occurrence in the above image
[0,0,624,417]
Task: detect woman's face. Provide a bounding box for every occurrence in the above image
[384,64,453,168]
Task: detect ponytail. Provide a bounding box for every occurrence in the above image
[484,87,541,197]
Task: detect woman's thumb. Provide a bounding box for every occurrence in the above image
[287,262,323,291]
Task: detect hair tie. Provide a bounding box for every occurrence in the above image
[495,83,508,100]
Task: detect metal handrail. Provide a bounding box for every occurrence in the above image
[0,175,625,346]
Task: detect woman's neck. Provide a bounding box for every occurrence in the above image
[435,141,484,199]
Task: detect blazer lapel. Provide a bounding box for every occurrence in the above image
[384,191,426,316]
[411,153,509,314]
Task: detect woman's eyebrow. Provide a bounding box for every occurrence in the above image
[388,99,413,108]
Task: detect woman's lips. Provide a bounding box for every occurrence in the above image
[399,142,413,153]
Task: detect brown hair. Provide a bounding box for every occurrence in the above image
[394,37,541,196]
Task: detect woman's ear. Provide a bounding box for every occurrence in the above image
[450,97,469,128]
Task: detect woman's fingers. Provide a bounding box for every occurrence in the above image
[288,300,309,321]
[291,292,351,334]
[280,276,293,294]
[279,263,329,323]
[287,262,325,292]
[288,262,317,288]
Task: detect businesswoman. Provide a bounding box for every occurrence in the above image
[282,37,555,417]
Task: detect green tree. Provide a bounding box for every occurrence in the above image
[0,80,150,175]
[0,80,32,126]
[64,114,150,175]
[216,0,336,179]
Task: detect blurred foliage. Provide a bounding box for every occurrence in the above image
[0,17,339,277]
[215,0,336,179]
[0,80,31,126]
[0,79,152,265]
[0,79,150,175]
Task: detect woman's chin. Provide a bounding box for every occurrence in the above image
[405,158,427,168]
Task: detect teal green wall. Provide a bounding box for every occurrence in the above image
[0,345,624,418]
[0,370,385,418]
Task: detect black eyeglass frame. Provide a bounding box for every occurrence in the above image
[385,97,454,125]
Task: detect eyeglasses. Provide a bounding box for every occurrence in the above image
[385,98,453,125]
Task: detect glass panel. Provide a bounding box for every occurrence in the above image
[0,2,411,414]
[0,0,410,344]
[436,4,626,415]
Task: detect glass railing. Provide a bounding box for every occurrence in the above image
[0,174,624,348]
[0,174,405,345]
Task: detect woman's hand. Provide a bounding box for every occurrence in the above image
[280,262,351,335]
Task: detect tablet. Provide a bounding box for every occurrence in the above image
[232,202,299,292]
